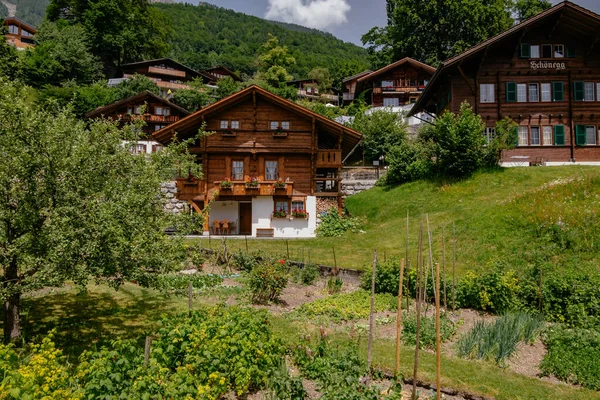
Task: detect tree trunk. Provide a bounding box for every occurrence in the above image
[3,260,21,344]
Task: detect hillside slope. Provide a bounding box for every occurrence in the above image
[0,0,48,26]
[153,2,370,81]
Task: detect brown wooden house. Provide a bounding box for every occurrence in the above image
[286,78,339,105]
[153,85,363,238]
[202,66,243,82]
[409,1,600,165]
[342,70,372,105]
[4,17,36,50]
[86,91,190,154]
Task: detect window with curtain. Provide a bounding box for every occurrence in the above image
[517,84,527,102]
[292,201,305,211]
[220,120,229,129]
[541,83,551,102]
[518,126,529,146]
[483,127,496,144]
[265,161,278,180]
[585,82,595,101]
[530,45,540,58]
[275,200,289,213]
[529,84,539,102]
[480,84,495,103]
[232,161,244,180]
[230,120,240,129]
[530,126,541,145]
[586,126,597,145]
[383,97,399,107]
[543,126,553,146]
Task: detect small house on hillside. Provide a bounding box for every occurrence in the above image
[202,66,243,82]
[153,85,363,238]
[286,78,339,105]
[4,17,36,50]
[341,70,372,105]
[409,1,600,165]
[85,91,190,154]
[109,58,216,96]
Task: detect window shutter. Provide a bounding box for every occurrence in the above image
[574,82,585,101]
[520,43,531,58]
[506,82,517,102]
[575,125,587,146]
[566,47,577,58]
[553,125,565,146]
[552,82,564,101]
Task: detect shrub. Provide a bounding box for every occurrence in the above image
[327,276,343,294]
[137,273,223,296]
[540,326,600,390]
[457,312,544,365]
[316,208,363,237]
[402,312,457,349]
[247,261,288,304]
[231,250,259,272]
[292,262,320,285]
[383,140,432,186]
[456,268,524,313]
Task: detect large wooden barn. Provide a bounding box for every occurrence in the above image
[153,85,363,238]
[409,1,600,165]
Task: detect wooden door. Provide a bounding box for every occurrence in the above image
[239,203,252,235]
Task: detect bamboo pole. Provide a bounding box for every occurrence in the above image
[395,258,405,378]
[406,210,410,313]
[442,223,447,310]
[188,282,193,315]
[435,262,441,400]
[367,250,378,375]
[426,214,435,305]
[144,336,152,368]
[452,222,457,311]
[245,235,249,253]
[412,221,424,400]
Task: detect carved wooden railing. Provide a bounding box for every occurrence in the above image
[316,150,342,167]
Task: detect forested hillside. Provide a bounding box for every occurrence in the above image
[154,2,370,82]
[0,0,49,26]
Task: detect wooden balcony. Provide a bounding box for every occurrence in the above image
[155,81,191,90]
[373,86,423,94]
[316,150,342,167]
[216,181,294,197]
[176,179,206,201]
[343,92,354,101]
[119,114,181,123]
[148,66,186,78]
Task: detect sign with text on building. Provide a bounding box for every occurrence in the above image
[530,61,566,70]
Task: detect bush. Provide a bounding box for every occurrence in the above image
[247,261,288,304]
[316,208,363,237]
[231,250,259,272]
[292,263,320,285]
[541,326,600,390]
[327,276,343,294]
[137,273,223,296]
[402,312,457,349]
[456,268,524,313]
[383,140,432,185]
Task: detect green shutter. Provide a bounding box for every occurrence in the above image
[567,47,577,58]
[552,82,564,101]
[574,81,585,101]
[575,125,586,146]
[554,125,565,146]
[506,82,517,102]
[520,43,531,58]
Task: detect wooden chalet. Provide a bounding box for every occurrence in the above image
[286,78,339,105]
[153,85,363,238]
[86,91,190,154]
[111,58,216,96]
[4,17,36,50]
[342,70,372,105]
[202,66,243,82]
[409,1,600,165]
[353,58,435,108]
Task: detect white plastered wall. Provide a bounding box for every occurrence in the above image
[209,200,239,234]
[252,196,274,237]
[271,196,317,238]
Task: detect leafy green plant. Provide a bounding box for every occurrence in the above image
[137,273,223,296]
[247,261,288,304]
[402,312,457,349]
[316,208,363,237]
[327,276,343,294]
[231,250,259,272]
[541,326,600,390]
[292,263,320,285]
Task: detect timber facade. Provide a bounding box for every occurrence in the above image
[4,17,36,50]
[153,85,363,238]
[409,1,600,165]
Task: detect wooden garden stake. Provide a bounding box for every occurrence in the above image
[245,235,249,253]
[144,336,152,368]
[412,221,424,400]
[188,282,193,313]
[452,222,457,311]
[367,250,377,375]
[332,246,338,269]
[395,258,405,378]
[435,262,441,400]
[426,214,435,306]
[442,223,447,310]
[406,210,410,312]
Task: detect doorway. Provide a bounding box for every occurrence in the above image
[239,202,252,235]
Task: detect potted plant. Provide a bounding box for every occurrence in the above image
[291,209,308,219]
[272,126,288,137]
[272,209,287,219]
[220,178,232,189]
[245,176,260,189]
[273,178,286,190]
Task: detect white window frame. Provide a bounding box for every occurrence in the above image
[518,126,529,146]
[281,121,290,130]
[530,45,540,58]
[383,97,400,107]
[517,84,527,103]
[554,44,564,58]
[480,84,495,103]
[530,126,541,146]
[483,127,496,144]
[584,82,595,101]
[275,200,289,214]
[543,126,553,146]
[220,120,229,129]
[270,121,279,130]
[265,160,278,181]
[528,83,540,102]
[232,160,244,180]
[230,120,240,130]
[291,201,305,212]
[541,83,551,102]
[586,125,597,145]
[381,80,394,88]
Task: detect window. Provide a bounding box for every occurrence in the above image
[220,120,229,129]
[530,126,541,145]
[529,83,539,102]
[381,80,394,88]
[128,106,142,115]
[597,83,600,102]
[543,126,553,146]
[270,121,279,130]
[151,144,164,153]
[292,201,305,212]
[271,121,290,130]
[575,125,587,146]
[567,47,577,58]
[506,82,517,102]
[383,97,400,107]
[554,125,565,145]
[517,84,527,102]
[541,83,551,102]
[8,25,18,34]
[520,43,530,58]
[275,200,289,214]
[265,161,278,181]
[554,45,564,58]
[154,125,167,131]
[232,161,244,180]
[574,82,595,101]
[518,126,529,146]
[133,143,146,154]
[552,82,564,101]
[22,29,33,37]
[155,107,170,116]
[281,121,290,130]
[530,45,540,58]
[585,82,595,101]
[230,120,240,130]
[484,127,496,144]
[586,125,597,145]
[542,44,552,58]
[480,84,495,103]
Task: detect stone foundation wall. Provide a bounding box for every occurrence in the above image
[161,182,189,213]
[340,167,383,196]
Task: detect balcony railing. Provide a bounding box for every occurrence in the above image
[148,66,186,78]
[316,150,342,167]
[343,93,355,101]
[118,114,181,123]
[216,181,294,197]
[374,86,424,94]
[175,179,206,201]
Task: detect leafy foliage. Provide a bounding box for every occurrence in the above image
[247,261,288,304]
[10,0,50,27]
[316,208,363,237]
[514,0,552,23]
[137,273,223,296]
[170,88,212,112]
[383,140,432,185]
[292,263,321,286]
[402,312,457,349]
[541,326,600,390]
[350,109,407,162]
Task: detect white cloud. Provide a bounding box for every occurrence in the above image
[265,0,351,31]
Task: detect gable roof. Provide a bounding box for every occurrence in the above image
[120,58,215,82]
[152,85,363,156]
[357,57,435,83]
[85,91,190,119]
[4,17,37,33]
[342,70,372,83]
[408,1,600,117]
[202,66,242,82]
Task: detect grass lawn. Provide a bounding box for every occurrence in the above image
[194,166,600,276]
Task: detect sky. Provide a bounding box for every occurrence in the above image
[181,0,600,46]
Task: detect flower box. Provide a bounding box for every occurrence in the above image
[221,129,237,137]
[273,178,287,190]
[291,210,309,219]
[220,178,233,189]
[245,177,260,189]
[272,128,288,138]
[272,211,288,219]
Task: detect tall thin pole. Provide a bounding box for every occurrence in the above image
[435,262,441,400]
[367,250,378,374]
[188,282,193,315]
[395,258,405,378]
[426,215,435,306]
[406,210,410,313]
[442,224,447,310]
[412,221,424,400]
[452,222,457,311]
